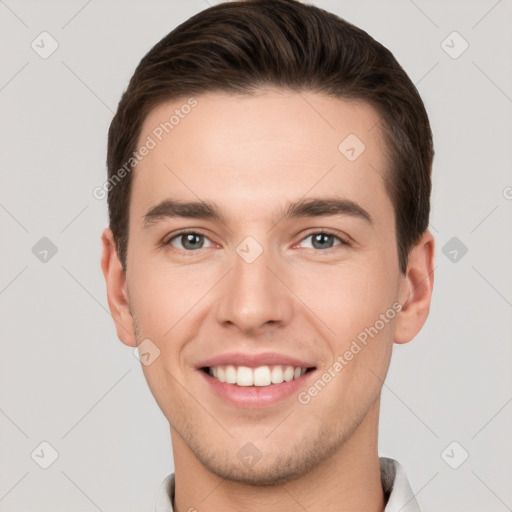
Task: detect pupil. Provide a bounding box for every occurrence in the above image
[184,233,202,250]
[313,233,332,249]
[180,233,334,250]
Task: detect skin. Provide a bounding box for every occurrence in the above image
[101,89,434,512]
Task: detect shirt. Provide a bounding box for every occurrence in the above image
[154,456,420,511]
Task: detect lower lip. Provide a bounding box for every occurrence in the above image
[199,369,316,409]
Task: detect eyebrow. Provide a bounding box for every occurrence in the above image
[142,196,372,228]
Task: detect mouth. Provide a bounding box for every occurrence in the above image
[201,364,316,387]
[196,352,318,408]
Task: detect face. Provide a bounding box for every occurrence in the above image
[102,89,433,485]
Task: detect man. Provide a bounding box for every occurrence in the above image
[100,0,435,510]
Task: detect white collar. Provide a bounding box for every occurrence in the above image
[155,457,420,511]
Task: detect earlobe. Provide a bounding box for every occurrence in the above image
[394,230,435,344]
[100,228,137,347]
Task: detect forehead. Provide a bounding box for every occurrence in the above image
[131,89,392,225]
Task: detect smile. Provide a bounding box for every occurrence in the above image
[204,364,313,387]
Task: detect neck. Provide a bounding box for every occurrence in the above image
[170,401,385,512]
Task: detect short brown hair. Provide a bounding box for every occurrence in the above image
[106,0,433,273]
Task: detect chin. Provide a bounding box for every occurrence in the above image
[193,436,333,487]
[204,457,313,487]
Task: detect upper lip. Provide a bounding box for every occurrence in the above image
[197,352,316,369]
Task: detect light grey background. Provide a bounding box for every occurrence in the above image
[1,0,511,510]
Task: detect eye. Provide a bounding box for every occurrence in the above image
[166,230,214,251]
[298,231,350,250]
[163,229,350,252]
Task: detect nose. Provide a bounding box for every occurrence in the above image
[215,243,294,335]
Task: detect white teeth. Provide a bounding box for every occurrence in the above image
[225,365,237,384]
[253,366,271,386]
[271,365,284,384]
[283,366,295,382]
[237,366,254,386]
[208,364,310,387]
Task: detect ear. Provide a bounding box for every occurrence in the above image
[394,230,435,344]
[100,227,137,347]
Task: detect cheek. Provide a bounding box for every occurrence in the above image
[294,260,398,340]
[128,259,206,332]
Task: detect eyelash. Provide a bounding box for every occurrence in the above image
[162,228,351,253]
